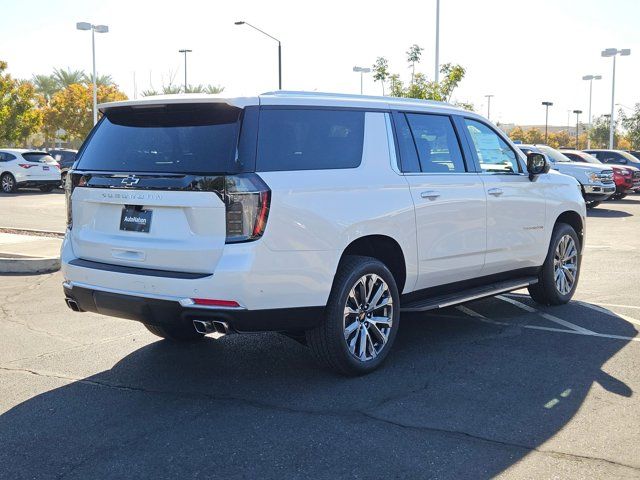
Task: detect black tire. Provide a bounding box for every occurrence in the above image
[39,185,55,192]
[528,223,581,306]
[585,201,600,209]
[1,173,17,193]
[306,255,400,376]
[619,192,628,199]
[60,171,67,187]
[143,323,204,341]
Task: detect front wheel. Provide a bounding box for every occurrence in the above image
[528,223,580,306]
[306,255,400,376]
[585,200,600,209]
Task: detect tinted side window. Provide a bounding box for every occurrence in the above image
[256,109,364,171]
[405,114,466,173]
[392,112,420,173]
[464,119,520,174]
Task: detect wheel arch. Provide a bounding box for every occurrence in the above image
[555,210,584,249]
[339,235,407,294]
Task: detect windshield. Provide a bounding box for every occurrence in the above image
[76,104,244,174]
[537,146,572,163]
[22,152,54,163]
[565,151,602,164]
[618,151,640,164]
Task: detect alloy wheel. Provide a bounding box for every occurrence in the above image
[343,274,393,362]
[554,234,578,295]
[1,175,14,193]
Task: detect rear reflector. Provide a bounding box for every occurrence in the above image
[192,298,240,308]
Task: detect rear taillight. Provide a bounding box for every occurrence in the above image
[18,164,35,169]
[224,173,271,244]
[65,172,86,230]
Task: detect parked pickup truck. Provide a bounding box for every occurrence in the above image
[61,92,586,375]
[518,144,614,209]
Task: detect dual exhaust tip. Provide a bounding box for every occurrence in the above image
[192,319,232,335]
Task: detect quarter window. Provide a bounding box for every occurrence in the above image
[405,114,466,173]
[257,109,365,171]
[464,119,520,174]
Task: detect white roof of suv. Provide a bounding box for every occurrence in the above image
[99,91,468,116]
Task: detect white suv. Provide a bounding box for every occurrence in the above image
[61,92,586,375]
[0,149,62,193]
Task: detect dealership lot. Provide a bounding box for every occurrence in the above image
[0,193,639,479]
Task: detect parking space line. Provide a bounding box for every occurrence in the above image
[455,305,640,342]
[594,302,640,311]
[576,301,640,328]
[496,295,595,334]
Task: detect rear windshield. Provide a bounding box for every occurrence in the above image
[76,104,243,174]
[22,152,54,163]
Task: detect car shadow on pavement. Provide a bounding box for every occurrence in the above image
[588,207,633,218]
[0,302,635,479]
[1,189,64,197]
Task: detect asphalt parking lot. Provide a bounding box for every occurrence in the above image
[1,192,639,479]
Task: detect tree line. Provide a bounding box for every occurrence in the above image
[508,111,640,150]
[0,60,225,149]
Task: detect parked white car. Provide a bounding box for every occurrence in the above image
[0,149,62,193]
[62,92,586,375]
[517,145,615,209]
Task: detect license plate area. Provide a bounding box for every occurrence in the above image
[120,206,152,233]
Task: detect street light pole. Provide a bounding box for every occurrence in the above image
[573,110,582,149]
[76,22,109,126]
[601,48,631,148]
[542,101,553,144]
[435,0,440,84]
[582,74,602,149]
[178,49,192,92]
[353,67,371,94]
[235,21,282,90]
[484,94,494,120]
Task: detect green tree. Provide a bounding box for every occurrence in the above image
[509,126,527,143]
[372,57,390,95]
[185,84,225,94]
[85,73,114,87]
[0,61,42,145]
[52,68,86,88]
[31,74,58,104]
[589,115,618,148]
[524,128,545,145]
[620,103,640,149]
[406,44,423,84]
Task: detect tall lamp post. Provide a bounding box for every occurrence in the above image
[582,74,602,148]
[573,109,583,149]
[353,66,371,95]
[76,22,109,126]
[484,94,494,121]
[541,101,553,144]
[235,21,282,90]
[601,48,631,148]
[434,0,440,83]
[178,49,192,92]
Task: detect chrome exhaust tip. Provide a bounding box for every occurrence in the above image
[192,319,232,335]
[65,298,81,312]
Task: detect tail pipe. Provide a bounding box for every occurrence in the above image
[65,298,82,312]
[192,319,233,335]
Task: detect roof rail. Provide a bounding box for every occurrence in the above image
[260,90,452,107]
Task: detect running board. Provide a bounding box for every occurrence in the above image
[401,276,538,312]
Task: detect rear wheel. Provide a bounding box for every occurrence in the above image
[1,173,17,193]
[529,223,580,306]
[143,323,204,341]
[306,255,400,376]
[39,185,55,193]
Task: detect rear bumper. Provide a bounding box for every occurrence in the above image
[63,282,323,332]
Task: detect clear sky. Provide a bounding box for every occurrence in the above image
[1,0,638,126]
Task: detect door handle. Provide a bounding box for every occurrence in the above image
[420,190,441,200]
[487,188,503,197]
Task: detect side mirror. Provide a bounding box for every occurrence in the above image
[526,152,550,180]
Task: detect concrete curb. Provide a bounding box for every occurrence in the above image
[0,256,61,274]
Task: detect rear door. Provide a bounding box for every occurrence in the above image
[20,152,59,180]
[69,103,254,274]
[461,118,547,275]
[394,111,487,289]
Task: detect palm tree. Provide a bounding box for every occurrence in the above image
[204,84,224,94]
[52,68,86,88]
[85,73,114,87]
[31,74,59,103]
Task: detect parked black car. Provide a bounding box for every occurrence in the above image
[48,149,77,183]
